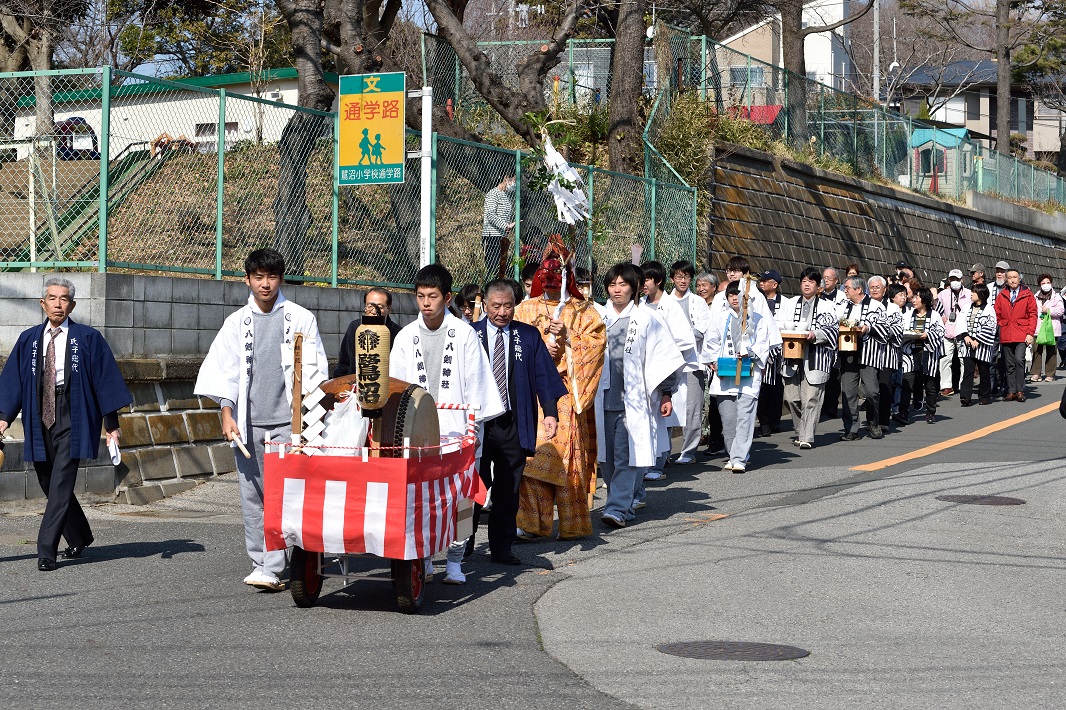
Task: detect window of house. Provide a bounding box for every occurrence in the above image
[965,94,980,121]
[730,66,765,88]
[920,147,946,175]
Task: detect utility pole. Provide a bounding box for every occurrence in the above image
[872,0,880,103]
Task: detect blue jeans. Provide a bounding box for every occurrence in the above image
[601,409,641,522]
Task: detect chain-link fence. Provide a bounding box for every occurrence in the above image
[0,67,696,291]
[651,27,1066,208]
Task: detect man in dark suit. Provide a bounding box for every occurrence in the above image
[470,279,567,564]
[333,287,402,377]
[0,278,132,571]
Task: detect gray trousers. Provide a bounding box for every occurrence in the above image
[680,370,706,455]
[235,422,290,577]
[783,367,826,445]
[840,365,880,435]
[717,393,758,468]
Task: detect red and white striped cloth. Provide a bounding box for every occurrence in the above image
[263,441,479,560]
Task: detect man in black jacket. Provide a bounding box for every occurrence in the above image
[333,288,401,377]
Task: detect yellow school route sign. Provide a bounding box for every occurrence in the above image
[338,72,405,185]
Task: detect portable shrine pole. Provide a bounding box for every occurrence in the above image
[292,332,304,445]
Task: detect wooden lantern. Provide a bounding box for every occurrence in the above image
[838,326,861,352]
[781,331,808,360]
[355,315,392,418]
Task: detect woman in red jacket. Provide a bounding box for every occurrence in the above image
[994,269,1037,401]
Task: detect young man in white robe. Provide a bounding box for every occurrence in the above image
[390,264,504,584]
[667,259,712,464]
[702,280,774,473]
[639,260,694,480]
[195,249,329,592]
[595,263,684,528]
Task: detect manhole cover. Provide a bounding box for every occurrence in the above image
[656,641,809,661]
[936,495,1026,506]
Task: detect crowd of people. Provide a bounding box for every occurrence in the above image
[4,246,1058,589]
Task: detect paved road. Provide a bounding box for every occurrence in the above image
[2,384,1064,708]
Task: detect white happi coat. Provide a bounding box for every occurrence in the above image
[595,301,685,467]
[644,294,694,433]
[711,284,783,348]
[390,311,504,440]
[668,288,712,349]
[702,305,773,398]
[194,293,328,445]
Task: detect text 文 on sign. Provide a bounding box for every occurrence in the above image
[338,72,406,186]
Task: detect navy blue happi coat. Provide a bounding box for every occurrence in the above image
[471,318,566,456]
[0,320,132,461]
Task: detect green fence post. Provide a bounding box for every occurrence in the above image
[691,188,698,265]
[513,149,522,279]
[331,109,340,287]
[851,94,858,171]
[586,168,595,260]
[1032,163,1036,201]
[649,178,657,260]
[97,66,111,273]
[429,131,439,265]
[700,35,708,101]
[568,40,576,105]
[819,85,825,159]
[977,149,983,193]
[783,70,789,140]
[746,55,752,111]
[214,89,226,280]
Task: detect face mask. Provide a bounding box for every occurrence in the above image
[1042,283,1053,293]
[950,281,962,291]
[504,182,515,195]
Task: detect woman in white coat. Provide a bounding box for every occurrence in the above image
[702,279,773,474]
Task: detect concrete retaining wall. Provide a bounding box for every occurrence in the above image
[707,145,1066,284]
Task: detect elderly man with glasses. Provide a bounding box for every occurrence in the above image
[333,288,402,378]
[836,276,893,440]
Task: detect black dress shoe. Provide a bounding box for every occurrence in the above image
[891,413,909,424]
[840,432,859,441]
[60,546,86,559]
[38,559,56,571]
[490,552,522,565]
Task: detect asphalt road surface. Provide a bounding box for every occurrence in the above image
[2,383,1065,708]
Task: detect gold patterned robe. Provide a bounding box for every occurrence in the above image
[513,296,606,538]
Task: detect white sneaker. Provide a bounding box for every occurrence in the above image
[643,470,665,481]
[247,570,286,591]
[443,561,466,585]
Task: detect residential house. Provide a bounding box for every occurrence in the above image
[12,69,339,162]
[895,60,1063,162]
[718,0,856,91]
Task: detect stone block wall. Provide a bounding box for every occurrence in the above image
[707,145,1066,285]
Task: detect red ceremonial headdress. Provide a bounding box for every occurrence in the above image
[530,234,584,300]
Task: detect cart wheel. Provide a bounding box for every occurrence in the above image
[290,546,323,608]
[391,558,426,614]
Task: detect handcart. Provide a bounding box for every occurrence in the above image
[263,402,481,614]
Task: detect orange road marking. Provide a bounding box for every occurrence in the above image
[851,402,1059,472]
